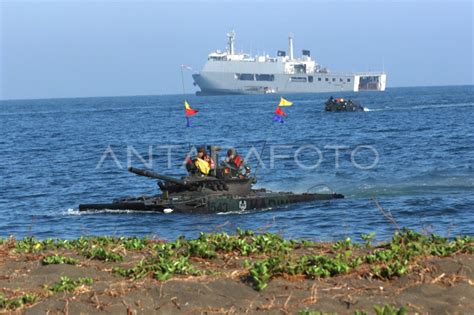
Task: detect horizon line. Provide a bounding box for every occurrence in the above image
[1,84,473,102]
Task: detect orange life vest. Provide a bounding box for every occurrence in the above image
[232,155,243,168]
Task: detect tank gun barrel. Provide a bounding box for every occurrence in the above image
[128,167,186,186]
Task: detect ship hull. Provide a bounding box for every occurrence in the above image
[193,72,386,95]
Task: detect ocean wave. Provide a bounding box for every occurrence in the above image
[363,102,474,112]
[343,177,474,198]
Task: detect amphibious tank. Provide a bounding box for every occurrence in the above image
[325,97,365,112]
[79,166,344,214]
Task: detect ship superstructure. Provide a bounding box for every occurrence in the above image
[192,32,386,95]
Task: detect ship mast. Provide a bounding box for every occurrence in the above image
[288,33,294,60]
[227,31,235,55]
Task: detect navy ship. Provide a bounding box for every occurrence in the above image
[193,32,386,95]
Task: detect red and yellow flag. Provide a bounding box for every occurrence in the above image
[184,100,198,117]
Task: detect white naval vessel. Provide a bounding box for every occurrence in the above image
[192,32,386,95]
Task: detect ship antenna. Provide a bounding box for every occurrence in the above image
[180,65,193,97]
[180,66,186,96]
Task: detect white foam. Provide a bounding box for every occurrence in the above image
[64,208,81,215]
[62,208,159,215]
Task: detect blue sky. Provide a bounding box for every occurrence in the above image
[0,0,472,100]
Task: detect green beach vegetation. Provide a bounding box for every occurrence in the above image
[47,276,94,293]
[42,254,79,265]
[0,293,37,311]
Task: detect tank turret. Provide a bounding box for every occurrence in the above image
[128,166,253,195]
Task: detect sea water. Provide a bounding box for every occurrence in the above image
[1,86,473,241]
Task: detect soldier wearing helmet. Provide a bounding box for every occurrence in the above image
[222,148,251,178]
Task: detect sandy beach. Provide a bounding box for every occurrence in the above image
[0,230,473,314]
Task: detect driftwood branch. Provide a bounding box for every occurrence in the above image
[372,195,400,231]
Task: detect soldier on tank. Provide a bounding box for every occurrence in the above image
[186,147,216,176]
[195,147,210,175]
[222,148,251,178]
